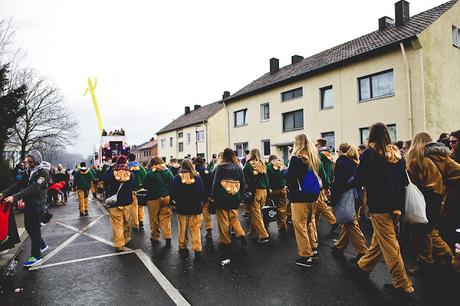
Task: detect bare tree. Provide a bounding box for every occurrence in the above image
[10,69,79,157]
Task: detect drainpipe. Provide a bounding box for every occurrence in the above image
[203,120,208,160]
[400,42,413,139]
[222,101,231,147]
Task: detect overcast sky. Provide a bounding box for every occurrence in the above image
[1,0,445,157]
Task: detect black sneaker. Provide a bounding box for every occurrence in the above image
[295,257,315,268]
[238,235,247,248]
[353,263,370,280]
[150,238,160,244]
[258,237,269,244]
[205,229,213,241]
[165,238,172,247]
[383,284,416,305]
[312,248,319,258]
[194,251,202,259]
[79,212,85,217]
[349,253,365,265]
[139,222,144,232]
[84,210,89,216]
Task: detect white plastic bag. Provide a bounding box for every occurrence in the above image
[404,172,428,224]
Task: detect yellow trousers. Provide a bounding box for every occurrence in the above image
[309,190,336,248]
[291,202,315,257]
[216,209,245,245]
[412,228,452,264]
[77,189,89,213]
[90,182,97,194]
[147,197,172,240]
[335,218,368,255]
[109,205,132,247]
[202,201,213,230]
[130,192,145,228]
[177,214,203,251]
[270,188,288,230]
[249,189,269,239]
[358,212,414,293]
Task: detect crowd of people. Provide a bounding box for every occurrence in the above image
[101,128,125,136]
[1,123,459,305]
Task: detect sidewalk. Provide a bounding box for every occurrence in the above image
[0,210,27,276]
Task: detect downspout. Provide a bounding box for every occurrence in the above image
[400,42,413,139]
[222,101,231,147]
[203,120,208,160]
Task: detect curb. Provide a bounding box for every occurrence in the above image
[1,231,29,278]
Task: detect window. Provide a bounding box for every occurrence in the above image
[178,142,184,152]
[178,132,183,138]
[261,140,271,157]
[160,139,166,148]
[358,70,394,101]
[360,124,397,144]
[234,109,247,127]
[186,133,191,143]
[234,142,248,158]
[321,132,335,152]
[169,137,173,147]
[281,87,303,102]
[282,109,304,132]
[320,85,333,109]
[453,25,460,47]
[197,130,205,142]
[260,103,270,121]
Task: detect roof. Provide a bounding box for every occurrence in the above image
[157,102,224,134]
[224,0,457,103]
[139,140,157,150]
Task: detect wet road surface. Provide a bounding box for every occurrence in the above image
[0,193,458,305]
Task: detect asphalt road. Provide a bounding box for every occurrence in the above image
[0,193,458,306]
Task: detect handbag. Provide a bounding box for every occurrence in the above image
[105,183,124,208]
[297,168,322,202]
[0,201,10,242]
[404,171,428,224]
[335,188,357,224]
[262,198,277,223]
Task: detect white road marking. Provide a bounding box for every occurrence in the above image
[38,216,104,266]
[135,249,191,306]
[50,215,103,222]
[30,250,135,270]
[54,221,124,249]
[18,228,25,236]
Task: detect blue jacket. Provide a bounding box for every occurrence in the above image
[195,165,212,200]
[105,170,135,207]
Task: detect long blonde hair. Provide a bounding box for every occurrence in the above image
[291,134,320,172]
[406,132,432,176]
[181,159,198,178]
[339,143,359,165]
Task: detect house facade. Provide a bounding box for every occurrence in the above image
[138,139,158,165]
[157,101,227,163]
[222,0,460,164]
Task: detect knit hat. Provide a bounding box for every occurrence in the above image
[26,149,43,164]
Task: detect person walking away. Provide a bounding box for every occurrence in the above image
[105,155,135,252]
[267,155,288,234]
[127,153,147,232]
[52,164,68,203]
[73,162,94,217]
[424,135,460,250]
[143,156,174,246]
[171,159,204,258]
[287,134,328,268]
[168,158,181,177]
[406,132,454,275]
[352,123,414,303]
[195,157,214,240]
[211,148,246,252]
[243,149,270,244]
[330,144,368,261]
[0,150,50,266]
[208,154,218,172]
[89,165,100,199]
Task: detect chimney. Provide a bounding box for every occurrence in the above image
[291,55,304,65]
[185,106,191,114]
[378,16,394,31]
[222,91,230,100]
[194,104,201,110]
[395,0,410,26]
[269,58,279,74]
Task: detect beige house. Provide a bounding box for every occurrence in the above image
[156,100,227,163]
[222,0,460,164]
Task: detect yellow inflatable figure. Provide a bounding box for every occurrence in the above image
[83,78,104,135]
